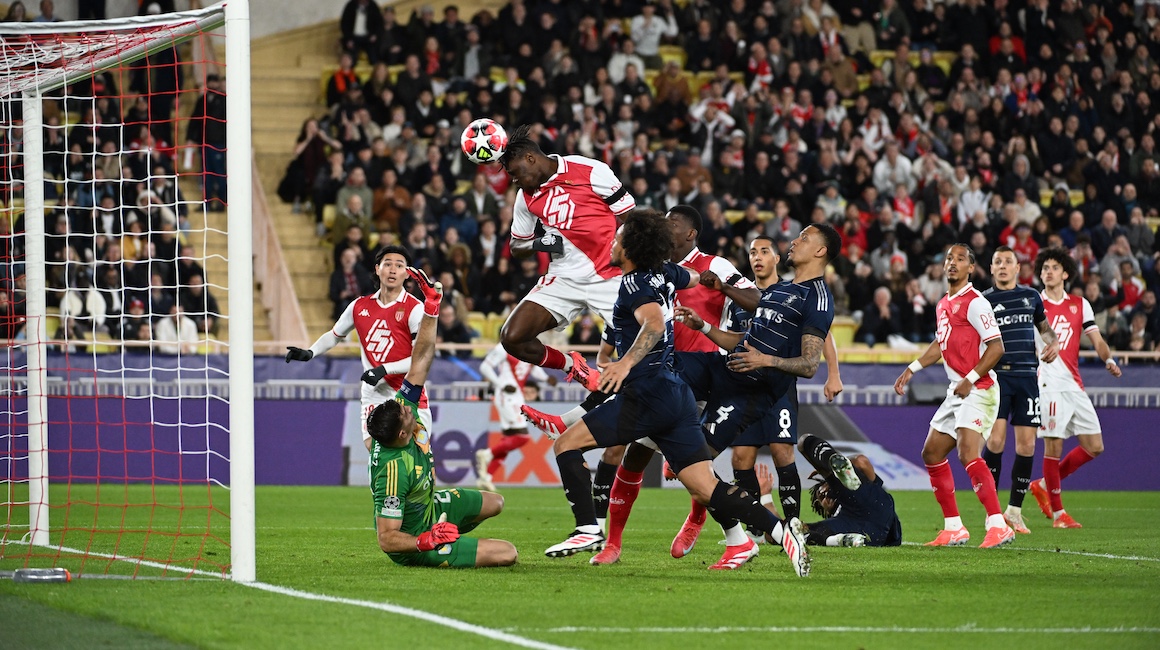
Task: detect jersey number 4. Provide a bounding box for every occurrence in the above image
[544,187,576,230]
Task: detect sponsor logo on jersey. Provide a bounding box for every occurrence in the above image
[359,309,370,317]
[364,318,396,360]
[993,303,1006,312]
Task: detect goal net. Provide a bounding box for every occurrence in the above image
[0,1,254,581]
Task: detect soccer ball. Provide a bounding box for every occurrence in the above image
[461,118,508,165]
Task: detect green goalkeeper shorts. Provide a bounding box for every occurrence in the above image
[389,488,484,568]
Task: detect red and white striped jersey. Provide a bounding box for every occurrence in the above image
[511,154,636,281]
[481,343,549,390]
[1039,292,1098,391]
[673,247,754,353]
[334,290,426,405]
[935,283,1001,389]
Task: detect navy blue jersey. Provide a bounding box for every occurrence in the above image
[736,277,834,385]
[609,262,690,383]
[724,299,752,334]
[982,285,1045,377]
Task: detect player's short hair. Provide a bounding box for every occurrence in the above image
[366,400,404,446]
[666,204,702,235]
[621,208,673,271]
[809,222,843,263]
[992,245,1015,259]
[1034,247,1078,285]
[750,235,777,249]
[375,244,413,267]
[947,242,976,265]
[502,124,543,164]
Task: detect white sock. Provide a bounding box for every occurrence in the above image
[1052,509,1065,520]
[985,513,1006,529]
[596,518,606,534]
[944,516,964,531]
[770,521,785,544]
[577,523,601,535]
[561,353,573,372]
[561,405,586,426]
[1006,504,1021,515]
[722,524,748,546]
[825,534,845,547]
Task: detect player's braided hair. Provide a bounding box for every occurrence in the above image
[808,477,835,518]
[366,400,405,446]
[621,208,673,272]
[502,124,543,163]
[947,242,976,265]
[1034,247,1079,288]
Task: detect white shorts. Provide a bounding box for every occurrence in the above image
[1038,390,1101,439]
[494,386,527,431]
[361,393,433,448]
[522,274,619,330]
[929,384,1000,440]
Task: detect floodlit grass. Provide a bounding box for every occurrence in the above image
[2,485,1159,649]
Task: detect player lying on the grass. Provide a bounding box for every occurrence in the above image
[980,246,1060,534]
[286,245,431,452]
[1028,248,1121,529]
[545,209,811,577]
[475,343,557,492]
[894,243,1015,549]
[781,434,903,547]
[370,268,517,568]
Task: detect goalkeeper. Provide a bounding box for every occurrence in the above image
[370,268,518,568]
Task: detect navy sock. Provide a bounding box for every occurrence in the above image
[592,460,617,519]
[983,447,1003,490]
[556,449,596,528]
[775,463,802,520]
[1010,453,1034,508]
[708,481,779,534]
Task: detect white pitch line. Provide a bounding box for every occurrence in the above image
[245,581,576,650]
[2,539,226,578]
[6,540,575,649]
[532,626,1160,635]
[900,541,1160,562]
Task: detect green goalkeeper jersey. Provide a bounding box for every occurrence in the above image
[370,381,435,536]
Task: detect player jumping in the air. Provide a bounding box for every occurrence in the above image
[981,246,1060,534]
[756,434,902,547]
[894,244,1015,548]
[475,343,556,491]
[499,124,637,517]
[286,246,430,452]
[544,209,811,577]
[1028,248,1122,528]
[370,268,517,568]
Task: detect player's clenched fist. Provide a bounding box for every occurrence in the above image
[415,521,459,552]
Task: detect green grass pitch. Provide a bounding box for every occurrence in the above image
[2,485,1159,649]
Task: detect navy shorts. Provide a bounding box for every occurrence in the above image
[674,352,789,453]
[732,389,799,447]
[996,373,1040,427]
[582,369,710,474]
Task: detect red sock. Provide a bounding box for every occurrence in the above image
[689,497,707,525]
[605,466,643,548]
[966,458,1002,517]
[539,346,568,370]
[1059,446,1096,481]
[487,434,530,476]
[1043,455,1064,512]
[926,460,959,518]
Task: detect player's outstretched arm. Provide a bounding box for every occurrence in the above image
[1086,329,1122,377]
[894,340,943,395]
[700,269,760,312]
[675,305,744,350]
[402,267,443,388]
[287,303,358,362]
[598,302,664,393]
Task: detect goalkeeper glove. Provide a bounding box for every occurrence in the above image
[285,347,313,363]
[361,365,388,386]
[407,266,444,317]
[415,521,459,552]
[531,223,564,256]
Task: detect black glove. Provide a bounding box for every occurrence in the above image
[361,365,388,386]
[285,347,313,363]
[532,223,564,255]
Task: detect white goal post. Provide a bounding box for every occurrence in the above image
[1,1,254,582]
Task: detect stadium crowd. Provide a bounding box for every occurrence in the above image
[0,0,224,352]
[282,0,1160,359]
